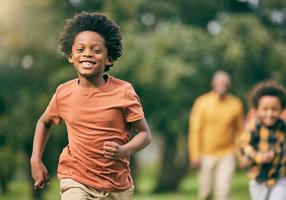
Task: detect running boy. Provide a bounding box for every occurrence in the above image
[30,11,151,200]
[239,80,286,200]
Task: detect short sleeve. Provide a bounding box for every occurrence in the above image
[44,93,62,125]
[123,85,144,122]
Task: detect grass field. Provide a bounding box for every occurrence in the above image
[133,168,251,200]
[0,169,251,200]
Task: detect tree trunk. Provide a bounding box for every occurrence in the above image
[0,176,8,194]
[32,189,44,200]
[130,156,139,194]
[153,133,189,193]
[30,176,44,200]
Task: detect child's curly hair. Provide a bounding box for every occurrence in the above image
[249,80,286,109]
[58,11,123,71]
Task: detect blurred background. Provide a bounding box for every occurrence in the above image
[0,0,286,199]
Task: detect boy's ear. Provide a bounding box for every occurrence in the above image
[106,57,113,66]
[67,54,73,63]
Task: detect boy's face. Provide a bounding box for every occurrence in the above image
[256,95,282,127]
[68,31,112,79]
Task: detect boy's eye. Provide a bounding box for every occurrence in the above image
[76,48,83,52]
[93,48,101,53]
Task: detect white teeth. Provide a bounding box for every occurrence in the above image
[81,62,93,68]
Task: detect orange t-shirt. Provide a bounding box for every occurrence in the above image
[44,75,144,191]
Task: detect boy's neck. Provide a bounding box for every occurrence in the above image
[78,75,107,88]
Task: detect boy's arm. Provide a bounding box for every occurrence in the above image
[239,130,273,164]
[30,114,53,190]
[239,130,256,161]
[103,118,151,159]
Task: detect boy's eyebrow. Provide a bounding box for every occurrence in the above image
[74,42,104,47]
[73,44,105,50]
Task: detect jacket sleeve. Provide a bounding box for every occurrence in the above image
[188,99,204,162]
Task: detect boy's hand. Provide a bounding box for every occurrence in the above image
[256,151,275,163]
[103,142,129,159]
[263,151,275,162]
[30,160,49,190]
[239,157,252,169]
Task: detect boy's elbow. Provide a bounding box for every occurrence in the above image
[145,131,152,145]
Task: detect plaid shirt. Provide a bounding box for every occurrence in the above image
[239,119,286,187]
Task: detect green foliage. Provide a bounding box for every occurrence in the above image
[114,22,210,136]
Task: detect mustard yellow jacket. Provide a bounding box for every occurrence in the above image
[188,91,244,161]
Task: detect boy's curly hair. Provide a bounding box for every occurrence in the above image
[249,80,286,109]
[58,11,123,71]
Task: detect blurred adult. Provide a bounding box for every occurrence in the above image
[188,71,244,200]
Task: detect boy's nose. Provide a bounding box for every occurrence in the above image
[266,111,275,116]
[83,49,92,57]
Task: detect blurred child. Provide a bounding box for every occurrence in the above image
[239,80,286,200]
[30,11,151,200]
[245,107,286,124]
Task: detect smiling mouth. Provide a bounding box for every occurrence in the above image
[80,61,96,68]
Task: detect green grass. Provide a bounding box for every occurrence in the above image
[132,169,251,200]
[0,170,250,200]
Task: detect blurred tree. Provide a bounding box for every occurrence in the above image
[112,10,286,192]
[0,91,13,193]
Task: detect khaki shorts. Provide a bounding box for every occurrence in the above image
[60,178,134,200]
